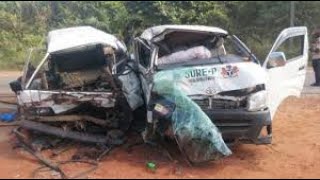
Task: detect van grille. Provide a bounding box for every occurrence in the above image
[193,98,247,110]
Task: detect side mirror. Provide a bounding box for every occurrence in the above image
[9,79,22,94]
[267,52,286,69]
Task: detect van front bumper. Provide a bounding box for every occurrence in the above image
[203,108,272,144]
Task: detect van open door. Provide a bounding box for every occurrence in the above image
[263,27,308,119]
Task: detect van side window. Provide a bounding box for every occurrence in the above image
[275,35,304,61]
[138,42,151,68]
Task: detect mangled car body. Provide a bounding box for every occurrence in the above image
[132,25,308,163]
[10,26,143,144]
[8,24,309,165]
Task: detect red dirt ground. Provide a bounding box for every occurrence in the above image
[0,96,319,179]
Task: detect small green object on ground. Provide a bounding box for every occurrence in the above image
[146,162,156,172]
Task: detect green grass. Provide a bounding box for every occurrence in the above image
[0,60,25,70]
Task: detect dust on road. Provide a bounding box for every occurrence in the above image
[0,96,319,178]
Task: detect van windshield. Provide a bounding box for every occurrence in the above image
[155,34,257,69]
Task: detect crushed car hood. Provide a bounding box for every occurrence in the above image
[154,62,267,96]
[47,26,127,53]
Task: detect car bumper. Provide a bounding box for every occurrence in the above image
[203,108,272,144]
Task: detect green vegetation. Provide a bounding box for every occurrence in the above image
[1,1,319,70]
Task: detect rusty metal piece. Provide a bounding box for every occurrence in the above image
[58,69,102,89]
[18,90,116,111]
[51,141,76,157]
[17,120,108,144]
[101,66,118,91]
[25,115,111,127]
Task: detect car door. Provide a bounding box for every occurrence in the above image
[133,38,155,106]
[263,26,308,119]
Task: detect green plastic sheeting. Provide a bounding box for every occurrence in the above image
[153,67,232,163]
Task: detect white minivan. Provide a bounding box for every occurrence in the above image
[133,25,308,145]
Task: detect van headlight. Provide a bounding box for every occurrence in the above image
[247,90,267,111]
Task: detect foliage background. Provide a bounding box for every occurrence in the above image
[1,1,319,69]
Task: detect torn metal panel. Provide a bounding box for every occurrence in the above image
[17,90,115,114]
[117,67,144,110]
[10,26,134,172]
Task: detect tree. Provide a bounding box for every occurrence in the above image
[1,1,319,69]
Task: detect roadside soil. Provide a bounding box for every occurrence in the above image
[0,96,319,178]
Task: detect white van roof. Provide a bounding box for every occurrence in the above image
[47,26,127,53]
[140,25,228,42]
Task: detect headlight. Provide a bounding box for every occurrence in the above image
[247,90,268,111]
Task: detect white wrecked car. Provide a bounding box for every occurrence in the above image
[9,26,143,141]
[132,25,308,147]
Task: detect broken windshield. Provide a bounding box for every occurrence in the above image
[155,34,255,69]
